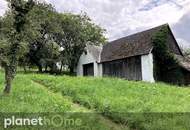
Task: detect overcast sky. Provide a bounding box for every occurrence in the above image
[0,0,190,48]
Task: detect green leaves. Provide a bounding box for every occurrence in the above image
[152,26,183,84]
[0,39,10,65]
[1,1,107,74]
[56,13,106,72]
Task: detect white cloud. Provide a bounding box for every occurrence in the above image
[0,0,190,48]
[172,8,190,48]
[177,38,190,49]
[44,0,190,42]
[0,0,7,16]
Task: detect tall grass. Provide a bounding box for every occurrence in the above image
[29,74,190,130]
[0,72,129,130]
[0,73,71,112]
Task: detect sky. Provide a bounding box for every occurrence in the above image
[0,0,190,49]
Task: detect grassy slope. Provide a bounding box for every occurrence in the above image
[0,72,129,130]
[1,71,190,130]
[31,74,190,112]
[29,74,190,130]
[0,73,71,112]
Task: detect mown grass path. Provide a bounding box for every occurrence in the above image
[32,80,130,130]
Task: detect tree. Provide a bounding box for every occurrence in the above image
[23,2,61,72]
[0,0,34,94]
[56,13,106,73]
[24,11,106,74]
[0,1,107,84]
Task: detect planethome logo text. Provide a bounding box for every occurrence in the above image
[4,116,43,128]
[3,115,82,129]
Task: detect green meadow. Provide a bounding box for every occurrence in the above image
[1,71,190,130]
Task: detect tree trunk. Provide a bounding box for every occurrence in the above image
[38,65,43,73]
[60,63,63,73]
[4,66,14,94]
[23,65,27,73]
[45,64,48,72]
[69,66,74,74]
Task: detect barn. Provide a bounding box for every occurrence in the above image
[77,24,190,85]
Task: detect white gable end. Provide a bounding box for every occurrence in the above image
[77,48,102,77]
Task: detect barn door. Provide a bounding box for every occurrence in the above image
[83,63,94,76]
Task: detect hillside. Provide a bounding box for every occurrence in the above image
[0,72,128,130]
[30,74,190,112]
[0,72,190,129]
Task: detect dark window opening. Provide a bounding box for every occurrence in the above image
[83,63,94,76]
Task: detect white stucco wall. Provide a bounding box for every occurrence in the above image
[98,64,103,77]
[77,51,102,77]
[141,53,155,82]
[77,49,155,82]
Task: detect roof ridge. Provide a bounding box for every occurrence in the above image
[108,23,169,44]
[100,23,182,63]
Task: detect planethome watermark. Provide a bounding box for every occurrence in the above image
[3,115,82,129]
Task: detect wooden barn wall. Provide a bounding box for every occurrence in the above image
[183,69,190,85]
[153,56,190,85]
[167,31,182,55]
[154,66,190,85]
[103,56,142,80]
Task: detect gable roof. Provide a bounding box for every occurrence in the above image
[86,44,102,62]
[100,24,183,63]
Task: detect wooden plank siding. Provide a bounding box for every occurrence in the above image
[103,56,142,80]
[184,71,190,85]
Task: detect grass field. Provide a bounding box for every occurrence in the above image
[30,74,190,112]
[0,72,129,130]
[0,71,190,130]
